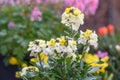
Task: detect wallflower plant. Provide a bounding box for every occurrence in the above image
[16,7,108,80]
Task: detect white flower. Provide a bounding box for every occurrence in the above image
[89,31,98,46]
[55,43,66,53]
[115,45,120,52]
[28,39,46,56]
[61,7,84,31]
[78,30,87,45]
[78,30,98,47]
[43,47,54,56]
[20,67,28,76]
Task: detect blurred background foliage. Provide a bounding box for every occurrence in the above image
[0,3,66,65]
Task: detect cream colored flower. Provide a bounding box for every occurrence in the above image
[28,39,46,56]
[20,66,39,77]
[61,7,84,31]
[78,29,98,47]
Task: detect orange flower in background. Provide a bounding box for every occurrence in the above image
[107,24,114,34]
[98,26,108,36]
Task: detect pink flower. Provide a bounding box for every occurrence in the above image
[9,0,15,6]
[30,6,42,22]
[16,0,21,5]
[49,0,59,4]
[97,51,108,58]
[0,0,4,4]
[8,21,15,28]
[85,0,99,15]
[23,0,31,4]
[36,0,42,3]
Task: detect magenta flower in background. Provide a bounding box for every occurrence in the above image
[8,21,15,28]
[9,0,15,6]
[36,0,42,3]
[24,0,31,4]
[85,0,99,15]
[97,51,108,58]
[64,0,99,15]
[0,0,4,4]
[49,0,60,4]
[16,0,21,5]
[30,6,42,22]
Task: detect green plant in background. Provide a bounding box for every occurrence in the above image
[0,3,65,66]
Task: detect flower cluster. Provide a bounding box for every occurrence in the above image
[78,29,98,47]
[28,36,77,58]
[61,7,84,31]
[31,6,42,22]
[16,66,39,78]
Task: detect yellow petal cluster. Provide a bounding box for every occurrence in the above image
[83,29,92,38]
[40,52,48,64]
[65,7,81,17]
[84,53,109,73]
[49,39,56,46]
[59,36,66,45]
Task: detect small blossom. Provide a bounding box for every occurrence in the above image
[98,26,108,36]
[9,57,18,65]
[84,53,99,64]
[8,21,15,28]
[28,39,46,56]
[31,6,42,22]
[40,52,48,64]
[21,63,27,68]
[97,51,108,58]
[115,45,120,52]
[107,24,114,34]
[20,66,39,77]
[61,7,84,31]
[78,29,98,47]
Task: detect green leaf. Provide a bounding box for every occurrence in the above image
[0,29,7,37]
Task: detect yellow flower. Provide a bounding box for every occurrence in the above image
[49,39,56,46]
[72,40,77,45]
[30,58,38,63]
[96,63,108,73]
[101,56,109,62]
[73,8,81,16]
[28,66,39,72]
[65,7,81,17]
[83,29,92,38]
[59,36,66,45]
[15,71,21,78]
[84,53,99,64]
[21,63,27,68]
[40,52,48,64]
[91,62,108,73]
[9,57,18,65]
[65,7,71,14]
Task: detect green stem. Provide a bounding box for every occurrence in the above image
[80,43,89,70]
[38,53,44,72]
[64,56,67,79]
[72,31,78,39]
